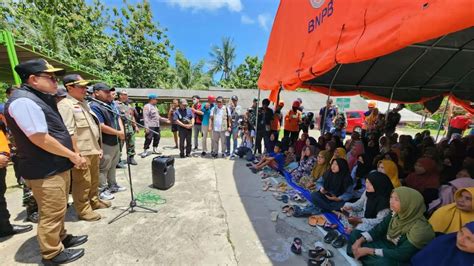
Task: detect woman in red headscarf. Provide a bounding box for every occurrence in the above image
[405,157,441,205]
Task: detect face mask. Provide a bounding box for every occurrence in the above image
[193,99,197,104]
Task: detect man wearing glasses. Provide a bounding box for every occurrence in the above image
[210,96,231,158]
[58,74,112,222]
[5,59,88,264]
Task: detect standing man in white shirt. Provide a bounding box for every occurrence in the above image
[210,96,231,158]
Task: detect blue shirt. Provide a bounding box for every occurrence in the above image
[201,104,213,126]
[269,152,285,170]
[173,107,194,126]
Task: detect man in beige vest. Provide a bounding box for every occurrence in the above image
[58,74,111,221]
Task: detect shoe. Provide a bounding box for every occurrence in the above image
[78,211,101,221]
[140,150,151,158]
[116,161,126,169]
[0,224,33,237]
[99,190,115,200]
[109,184,126,193]
[173,145,178,149]
[26,212,39,223]
[91,200,111,210]
[193,147,198,150]
[212,153,218,158]
[180,154,185,159]
[42,248,84,265]
[185,154,191,157]
[62,234,88,248]
[152,148,162,155]
[127,157,138,165]
[201,152,206,156]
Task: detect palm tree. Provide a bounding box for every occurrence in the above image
[209,37,236,81]
[175,51,212,90]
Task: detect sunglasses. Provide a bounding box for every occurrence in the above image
[35,74,58,82]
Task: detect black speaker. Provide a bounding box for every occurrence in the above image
[152,156,175,190]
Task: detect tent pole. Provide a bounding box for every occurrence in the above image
[435,94,451,142]
[434,68,474,142]
[321,64,343,135]
[254,87,261,154]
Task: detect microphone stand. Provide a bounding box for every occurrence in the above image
[85,96,158,224]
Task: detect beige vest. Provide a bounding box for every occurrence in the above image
[58,96,101,156]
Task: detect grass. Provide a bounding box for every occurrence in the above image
[136,128,175,138]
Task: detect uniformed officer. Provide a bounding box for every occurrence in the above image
[116,90,139,165]
[5,59,88,264]
[58,74,112,221]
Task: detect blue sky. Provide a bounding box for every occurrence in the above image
[105,0,280,69]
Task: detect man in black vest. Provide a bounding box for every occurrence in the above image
[5,59,88,264]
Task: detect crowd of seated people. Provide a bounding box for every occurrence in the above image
[246,111,474,265]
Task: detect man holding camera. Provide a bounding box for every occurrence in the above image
[173,99,194,158]
[58,74,111,221]
[5,59,87,264]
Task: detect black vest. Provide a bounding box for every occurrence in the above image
[89,101,119,146]
[4,85,74,179]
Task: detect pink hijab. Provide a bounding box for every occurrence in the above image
[348,141,365,170]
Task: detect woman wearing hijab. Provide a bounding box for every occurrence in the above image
[405,157,440,204]
[429,187,474,235]
[341,172,394,233]
[428,169,474,213]
[377,159,401,188]
[332,147,347,161]
[412,221,474,266]
[311,150,332,181]
[348,187,435,265]
[348,141,365,171]
[294,133,308,159]
[311,158,354,212]
[291,146,316,183]
[350,154,373,198]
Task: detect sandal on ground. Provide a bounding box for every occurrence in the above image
[309,247,333,258]
[290,237,302,255]
[281,204,291,213]
[293,194,306,203]
[308,257,334,266]
[321,222,338,231]
[262,182,272,191]
[286,206,296,217]
[246,163,253,167]
[308,215,326,227]
[331,235,347,249]
[323,230,339,244]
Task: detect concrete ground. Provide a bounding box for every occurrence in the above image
[0,137,358,266]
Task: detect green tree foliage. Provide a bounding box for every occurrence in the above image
[220,56,262,89]
[209,37,236,81]
[174,51,212,90]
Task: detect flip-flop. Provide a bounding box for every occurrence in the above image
[246,163,253,167]
[286,206,295,217]
[307,255,326,265]
[323,230,339,244]
[293,194,306,203]
[262,182,272,191]
[309,247,333,258]
[321,222,338,232]
[331,235,347,249]
[308,215,326,227]
[290,237,302,255]
[281,205,291,213]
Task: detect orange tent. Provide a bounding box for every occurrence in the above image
[258,0,474,113]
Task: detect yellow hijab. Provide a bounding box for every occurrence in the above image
[311,150,332,180]
[379,159,401,188]
[332,147,347,161]
[429,187,474,234]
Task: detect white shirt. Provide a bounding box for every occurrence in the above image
[210,106,227,132]
[8,98,48,137]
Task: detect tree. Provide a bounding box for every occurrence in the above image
[209,37,236,81]
[174,51,212,90]
[110,0,173,88]
[220,56,262,89]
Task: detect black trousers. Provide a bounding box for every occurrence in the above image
[0,168,12,231]
[284,130,299,146]
[178,127,192,156]
[256,130,270,154]
[144,126,160,150]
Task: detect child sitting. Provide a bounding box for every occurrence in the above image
[236,127,254,161]
[249,141,285,173]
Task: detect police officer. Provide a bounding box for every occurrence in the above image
[58,74,112,221]
[5,59,88,264]
[116,90,139,165]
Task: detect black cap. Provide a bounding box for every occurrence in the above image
[15,58,66,81]
[63,74,90,87]
[192,95,200,99]
[55,87,68,97]
[92,83,114,92]
[231,95,238,101]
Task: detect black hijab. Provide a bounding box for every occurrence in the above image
[323,158,353,197]
[364,171,394,219]
[355,154,372,179]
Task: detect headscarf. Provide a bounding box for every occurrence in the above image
[332,147,347,161]
[347,141,364,170]
[411,222,474,266]
[429,187,474,234]
[364,172,394,218]
[311,150,332,180]
[379,159,401,188]
[355,154,372,179]
[323,158,353,197]
[388,187,435,249]
[405,157,440,193]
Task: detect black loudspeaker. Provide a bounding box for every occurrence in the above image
[152,156,175,190]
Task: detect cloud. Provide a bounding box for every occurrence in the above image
[167,0,243,12]
[240,14,255,24]
[257,13,271,31]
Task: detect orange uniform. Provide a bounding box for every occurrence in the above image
[284,110,301,132]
